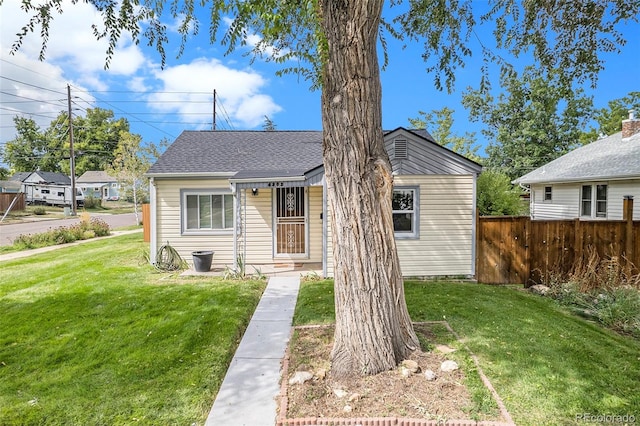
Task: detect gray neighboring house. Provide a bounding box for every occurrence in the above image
[77,171,121,201]
[146,128,482,277]
[514,112,640,220]
[10,171,83,206]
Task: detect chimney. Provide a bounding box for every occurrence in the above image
[622,109,640,138]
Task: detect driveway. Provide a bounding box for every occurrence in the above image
[0,213,138,246]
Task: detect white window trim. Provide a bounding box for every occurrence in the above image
[181,188,234,235]
[543,186,552,202]
[580,183,608,219]
[393,186,420,239]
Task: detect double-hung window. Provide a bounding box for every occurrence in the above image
[581,184,607,219]
[392,187,419,239]
[183,190,234,233]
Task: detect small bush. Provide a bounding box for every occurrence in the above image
[84,195,102,209]
[33,207,47,215]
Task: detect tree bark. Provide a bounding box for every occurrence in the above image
[319,0,419,377]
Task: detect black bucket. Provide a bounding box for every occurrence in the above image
[192,251,214,272]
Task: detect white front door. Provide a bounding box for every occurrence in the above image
[274,187,307,256]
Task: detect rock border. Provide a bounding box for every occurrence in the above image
[277,321,515,426]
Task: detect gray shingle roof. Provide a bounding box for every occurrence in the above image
[77,171,117,183]
[147,128,444,179]
[9,172,32,182]
[147,131,324,176]
[514,131,640,184]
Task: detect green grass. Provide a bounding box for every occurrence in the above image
[0,233,265,425]
[294,280,640,425]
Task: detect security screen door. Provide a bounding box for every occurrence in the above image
[275,187,307,255]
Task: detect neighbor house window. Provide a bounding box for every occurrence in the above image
[544,186,552,201]
[392,187,419,239]
[581,184,607,218]
[182,191,234,233]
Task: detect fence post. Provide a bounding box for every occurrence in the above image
[623,196,634,273]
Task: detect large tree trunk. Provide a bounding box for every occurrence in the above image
[319,0,419,377]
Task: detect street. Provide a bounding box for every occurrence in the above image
[0,213,138,246]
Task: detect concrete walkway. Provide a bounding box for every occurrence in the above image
[206,276,300,426]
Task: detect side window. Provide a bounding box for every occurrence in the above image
[581,184,607,218]
[392,187,419,239]
[544,186,552,201]
[595,184,607,218]
[581,185,592,217]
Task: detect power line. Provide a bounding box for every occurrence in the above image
[0,75,67,95]
[1,69,240,142]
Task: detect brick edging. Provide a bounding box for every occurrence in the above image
[276,322,515,426]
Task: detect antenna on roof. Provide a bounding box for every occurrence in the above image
[213,89,217,131]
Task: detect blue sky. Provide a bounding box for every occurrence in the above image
[1,1,639,165]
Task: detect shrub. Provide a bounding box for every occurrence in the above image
[543,247,640,339]
[84,195,102,209]
[89,218,110,236]
[33,207,47,215]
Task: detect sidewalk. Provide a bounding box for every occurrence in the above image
[206,276,300,426]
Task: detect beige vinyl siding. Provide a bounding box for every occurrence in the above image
[325,174,476,278]
[154,178,234,267]
[242,188,273,263]
[530,183,580,220]
[396,175,475,276]
[242,186,324,264]
[308,186,324,263]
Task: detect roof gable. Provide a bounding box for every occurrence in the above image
[21,171,71,185]
[385,127,483,175]
[515,131,640,184]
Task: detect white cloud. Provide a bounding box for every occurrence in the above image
[0,0,283,153]
[1,0,146,83]
[149,57,281,128]
[0,52,75,140]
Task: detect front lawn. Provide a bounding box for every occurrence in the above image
[0,234,265,425]
[294,280,640,426]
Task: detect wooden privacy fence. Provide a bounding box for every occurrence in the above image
[142,203,150,242]
[476,198,639,285]
[0,193,25,212]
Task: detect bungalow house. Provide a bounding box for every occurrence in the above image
[514,111,640,220]
[77,171,121,201]
[146,128,482,277]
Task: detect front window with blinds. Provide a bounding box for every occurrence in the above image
[392,187,419,239]
[183,191,233,233]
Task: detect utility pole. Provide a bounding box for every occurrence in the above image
[67,84,77,216]
[213,89,217,131]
